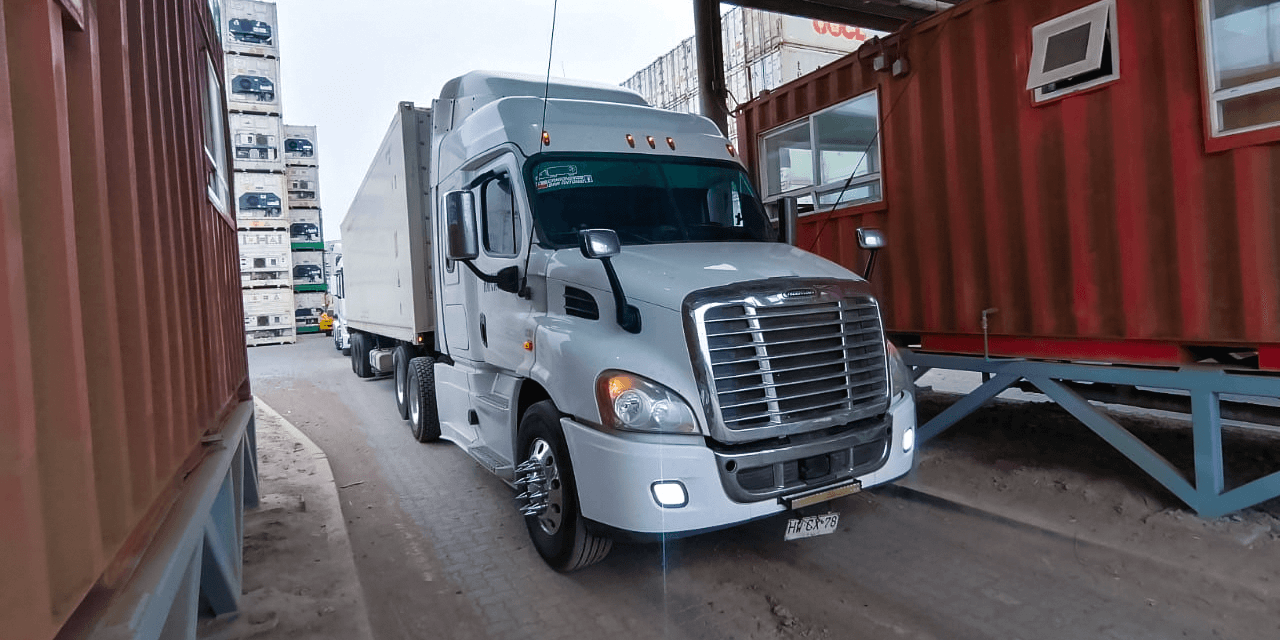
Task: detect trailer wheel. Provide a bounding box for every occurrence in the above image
[516,400,612,572]
[407,357,440,442]
[351,332,373,379]
[393,345,414,420]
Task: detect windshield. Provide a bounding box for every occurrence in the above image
[525,154,775,248]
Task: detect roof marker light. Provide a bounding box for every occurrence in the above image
[666,137,676,150]
[542,130,551,146]
[646,135,656,149]
[625,134,635,148]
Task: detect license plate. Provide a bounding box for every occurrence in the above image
[784,512,839,541]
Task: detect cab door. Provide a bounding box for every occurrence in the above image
[469,154,537,376]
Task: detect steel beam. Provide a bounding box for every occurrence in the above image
[724,0,938,32]
[694,0,730,136]
[902,350,1280,517]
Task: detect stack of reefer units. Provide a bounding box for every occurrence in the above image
[284,124,327,335]
[622,7,881,143]
[225,0,328,344]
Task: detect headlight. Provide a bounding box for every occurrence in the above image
[595,370,699,434]
[887,342,913,400]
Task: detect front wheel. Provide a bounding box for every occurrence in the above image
[407,356,440,442]
[515,400,612,572]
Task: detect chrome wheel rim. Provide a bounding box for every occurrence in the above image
[408,371,420,425]
[395,359,406,405]
[526,438,564,535]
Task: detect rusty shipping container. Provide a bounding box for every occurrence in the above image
[736,0,1280,371]
[1,0,255,638]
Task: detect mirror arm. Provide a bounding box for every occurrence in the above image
[460,260,521,294]
[863,249,878,280]
[600,258,641,334]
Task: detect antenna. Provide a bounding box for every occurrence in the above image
[539,0,559,148]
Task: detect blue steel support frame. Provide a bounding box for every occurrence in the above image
[902,350,1280,518]
[75,400,259,638]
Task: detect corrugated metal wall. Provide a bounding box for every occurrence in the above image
[0,1,250,638]
[737,0,1280,368]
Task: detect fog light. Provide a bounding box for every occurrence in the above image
[651,481,688,508]
[902,426,915,453]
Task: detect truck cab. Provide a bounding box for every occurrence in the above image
[342,72,915,571]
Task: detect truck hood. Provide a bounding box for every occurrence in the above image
[543,242,862,311]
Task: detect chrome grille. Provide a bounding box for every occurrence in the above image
[698,294,887,433]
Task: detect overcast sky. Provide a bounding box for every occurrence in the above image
[272,0,703,241]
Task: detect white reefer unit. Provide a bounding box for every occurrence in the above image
[238,230,291,287]
[291,250,324,285]
[286,164,319,207]
[288,208,322,242]
[294,291,326,325]
[229,113,284,172]
[243,288,296,345]
[223,0,280,58]
[226,55,282,114]
[233,172,287,227]
[283,124,318,166]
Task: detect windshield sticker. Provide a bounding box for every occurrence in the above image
[535,165,594,190]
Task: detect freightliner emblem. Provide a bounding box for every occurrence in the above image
[784,288,818,299]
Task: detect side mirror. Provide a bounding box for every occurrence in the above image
[578,229,621,259]
[577,229,640,334]
[445,190,478,261]
[778,197,799,246]
[856,227,885,280]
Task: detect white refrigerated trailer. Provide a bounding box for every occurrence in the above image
[340,71,916,571]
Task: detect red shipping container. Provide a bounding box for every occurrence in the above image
[736,0,1280,370]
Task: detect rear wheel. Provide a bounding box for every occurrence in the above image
[407,356,440,442]
[393,345,414,420]
[515,400,612,571]
[351,332,373,379]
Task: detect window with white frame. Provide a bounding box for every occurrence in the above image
[1026,0,1119,102]
[202,54,229,213]
[760,90,881,214]
[1201,0,1280,137]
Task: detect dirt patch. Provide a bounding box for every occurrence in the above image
[902,390,1280,599]
[198,403,374,640]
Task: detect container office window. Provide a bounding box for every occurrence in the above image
[202,54,229,213]
[760,90,881,214]
[1026,0,1119,102]
[482,175,520,257]
[1201,0,1280,138]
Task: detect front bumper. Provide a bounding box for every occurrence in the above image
[561,392,916,535]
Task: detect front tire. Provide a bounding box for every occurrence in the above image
[407,356,440,442]
[516,400,612,572]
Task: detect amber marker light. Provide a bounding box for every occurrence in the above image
[625,133,636,148]
[523,340,534,351]
[646,135,656,149]
[666,137,675,150]
[542,130,551,146]
[607,376,633,399]
[726,143,736,157]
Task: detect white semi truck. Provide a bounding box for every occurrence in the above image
[340,71,916,571]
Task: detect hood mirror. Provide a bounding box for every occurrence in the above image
[579,228,621,259]
[856,228,885,280]
[578,229,640,334]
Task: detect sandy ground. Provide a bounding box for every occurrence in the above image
[241,335,1280,640]
[198,402,374,640]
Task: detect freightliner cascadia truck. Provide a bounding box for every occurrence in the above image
[339,71,916,571]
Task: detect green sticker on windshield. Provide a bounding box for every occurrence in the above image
[535,164,594,190]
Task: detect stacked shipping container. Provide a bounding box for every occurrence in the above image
[225,0,315,343]
[622,7,881,142]
[284,125,327,332]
